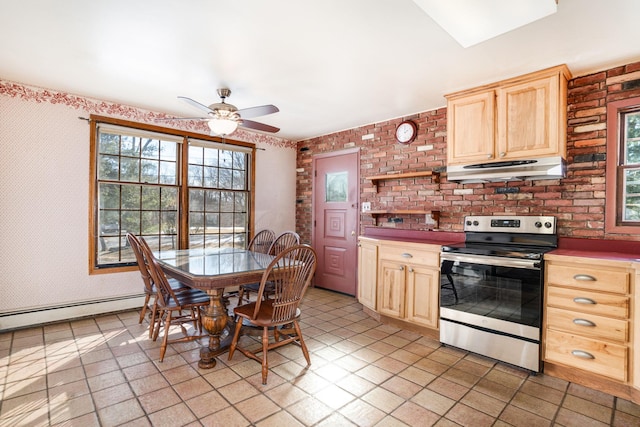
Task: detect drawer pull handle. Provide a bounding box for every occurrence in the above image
[573,297,597,305]
[573,274,596,281]
[402,253,413,258]
[573,318,596,327]
[571,350,595,359]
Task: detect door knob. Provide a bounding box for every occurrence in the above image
[351,231,356,236]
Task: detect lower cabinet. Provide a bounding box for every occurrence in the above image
[543,254,635,394]
[357,237,378,310]
[377,241,440,329]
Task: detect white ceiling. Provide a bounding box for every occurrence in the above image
[1,0,638,141]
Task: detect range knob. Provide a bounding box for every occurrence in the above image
[534,221,542,228]
[473,220,479,226]
[545,222,553,228]
[466,220,472,226]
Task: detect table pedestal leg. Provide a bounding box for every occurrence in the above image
[198,289,229,369]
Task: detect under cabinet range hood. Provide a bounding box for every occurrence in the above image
[446,156,566,183]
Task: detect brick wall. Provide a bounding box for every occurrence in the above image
[296,60,640,244]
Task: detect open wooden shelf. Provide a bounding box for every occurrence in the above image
[366,210,440,227]
[369,209,431,215]
[367,170,440,187]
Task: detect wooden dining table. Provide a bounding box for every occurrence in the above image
[154,247,276,369]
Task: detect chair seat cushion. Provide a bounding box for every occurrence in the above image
[234,301,300,327]
[241,281,275,292]
[168,278,189,291]
[150,278,190,295]
[161,289,210,309]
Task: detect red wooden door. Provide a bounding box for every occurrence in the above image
[313,149,359,295]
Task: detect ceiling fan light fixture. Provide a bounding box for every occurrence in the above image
[208,118,239,136]
[176,89,279,135]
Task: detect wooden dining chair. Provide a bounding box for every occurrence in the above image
[228,244,317,384]
[138,238,211,361]
[127,233,190,338]
[248,229,276,254]
[237,231,300,303]
[268,231,300,257]
[223,229,275,307]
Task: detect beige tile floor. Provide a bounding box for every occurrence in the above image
[1,287,640,427]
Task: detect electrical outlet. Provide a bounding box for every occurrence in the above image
[362,202,371,212]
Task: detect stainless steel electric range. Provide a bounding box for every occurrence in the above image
[439,215,558,373]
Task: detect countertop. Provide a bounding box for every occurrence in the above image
[361,227,464,246]
[549,237,640,262]
[361,227,640,262]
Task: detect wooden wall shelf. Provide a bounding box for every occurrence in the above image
[367,170,440,190]
[366,210,440,227]
[369,210,431,215]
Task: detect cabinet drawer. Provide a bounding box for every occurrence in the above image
[546,286,629,319]
[546,263,629,294]
[544,330,627,382]
[379,245,439,266]
[546,307,628,343]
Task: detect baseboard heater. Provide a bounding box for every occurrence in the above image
[0,294,145,332]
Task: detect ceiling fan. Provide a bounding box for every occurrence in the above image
[171,88,280,136]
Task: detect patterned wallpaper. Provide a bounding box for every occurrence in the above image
[0,78,296,316]
[0,79,297,149]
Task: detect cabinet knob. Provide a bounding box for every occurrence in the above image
[499,152,506,157]
[399,266,404,271]
[487,154,492,159]
[409,268,414,273]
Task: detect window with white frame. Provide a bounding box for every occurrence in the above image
[606,97,640,232]
[619,108,640,222]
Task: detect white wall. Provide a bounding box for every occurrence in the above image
[253,142,297,236]
[0,81,296,329]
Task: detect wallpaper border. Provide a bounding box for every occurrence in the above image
[0,78,297,149]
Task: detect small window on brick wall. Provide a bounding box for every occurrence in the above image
[606,96,640,233]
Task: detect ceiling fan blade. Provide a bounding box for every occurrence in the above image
[237,104,279,119]
[240,119,280,133]
[178,96,214,113]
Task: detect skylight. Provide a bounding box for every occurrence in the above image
[413,0,558,48]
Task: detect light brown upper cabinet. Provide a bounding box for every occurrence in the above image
[446,65,572,166]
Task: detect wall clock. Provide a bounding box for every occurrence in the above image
[395,120,418,144]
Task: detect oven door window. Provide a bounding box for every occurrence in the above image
[441,259,542,327]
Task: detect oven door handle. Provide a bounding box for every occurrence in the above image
[440,252,541,270]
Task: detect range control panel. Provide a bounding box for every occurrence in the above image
[464,215,556,234]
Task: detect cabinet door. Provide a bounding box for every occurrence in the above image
[357,240,378,310]
[405,265,439,328]
[497,73,562,159]
[446,90,496,165]
[378,259,405,318]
